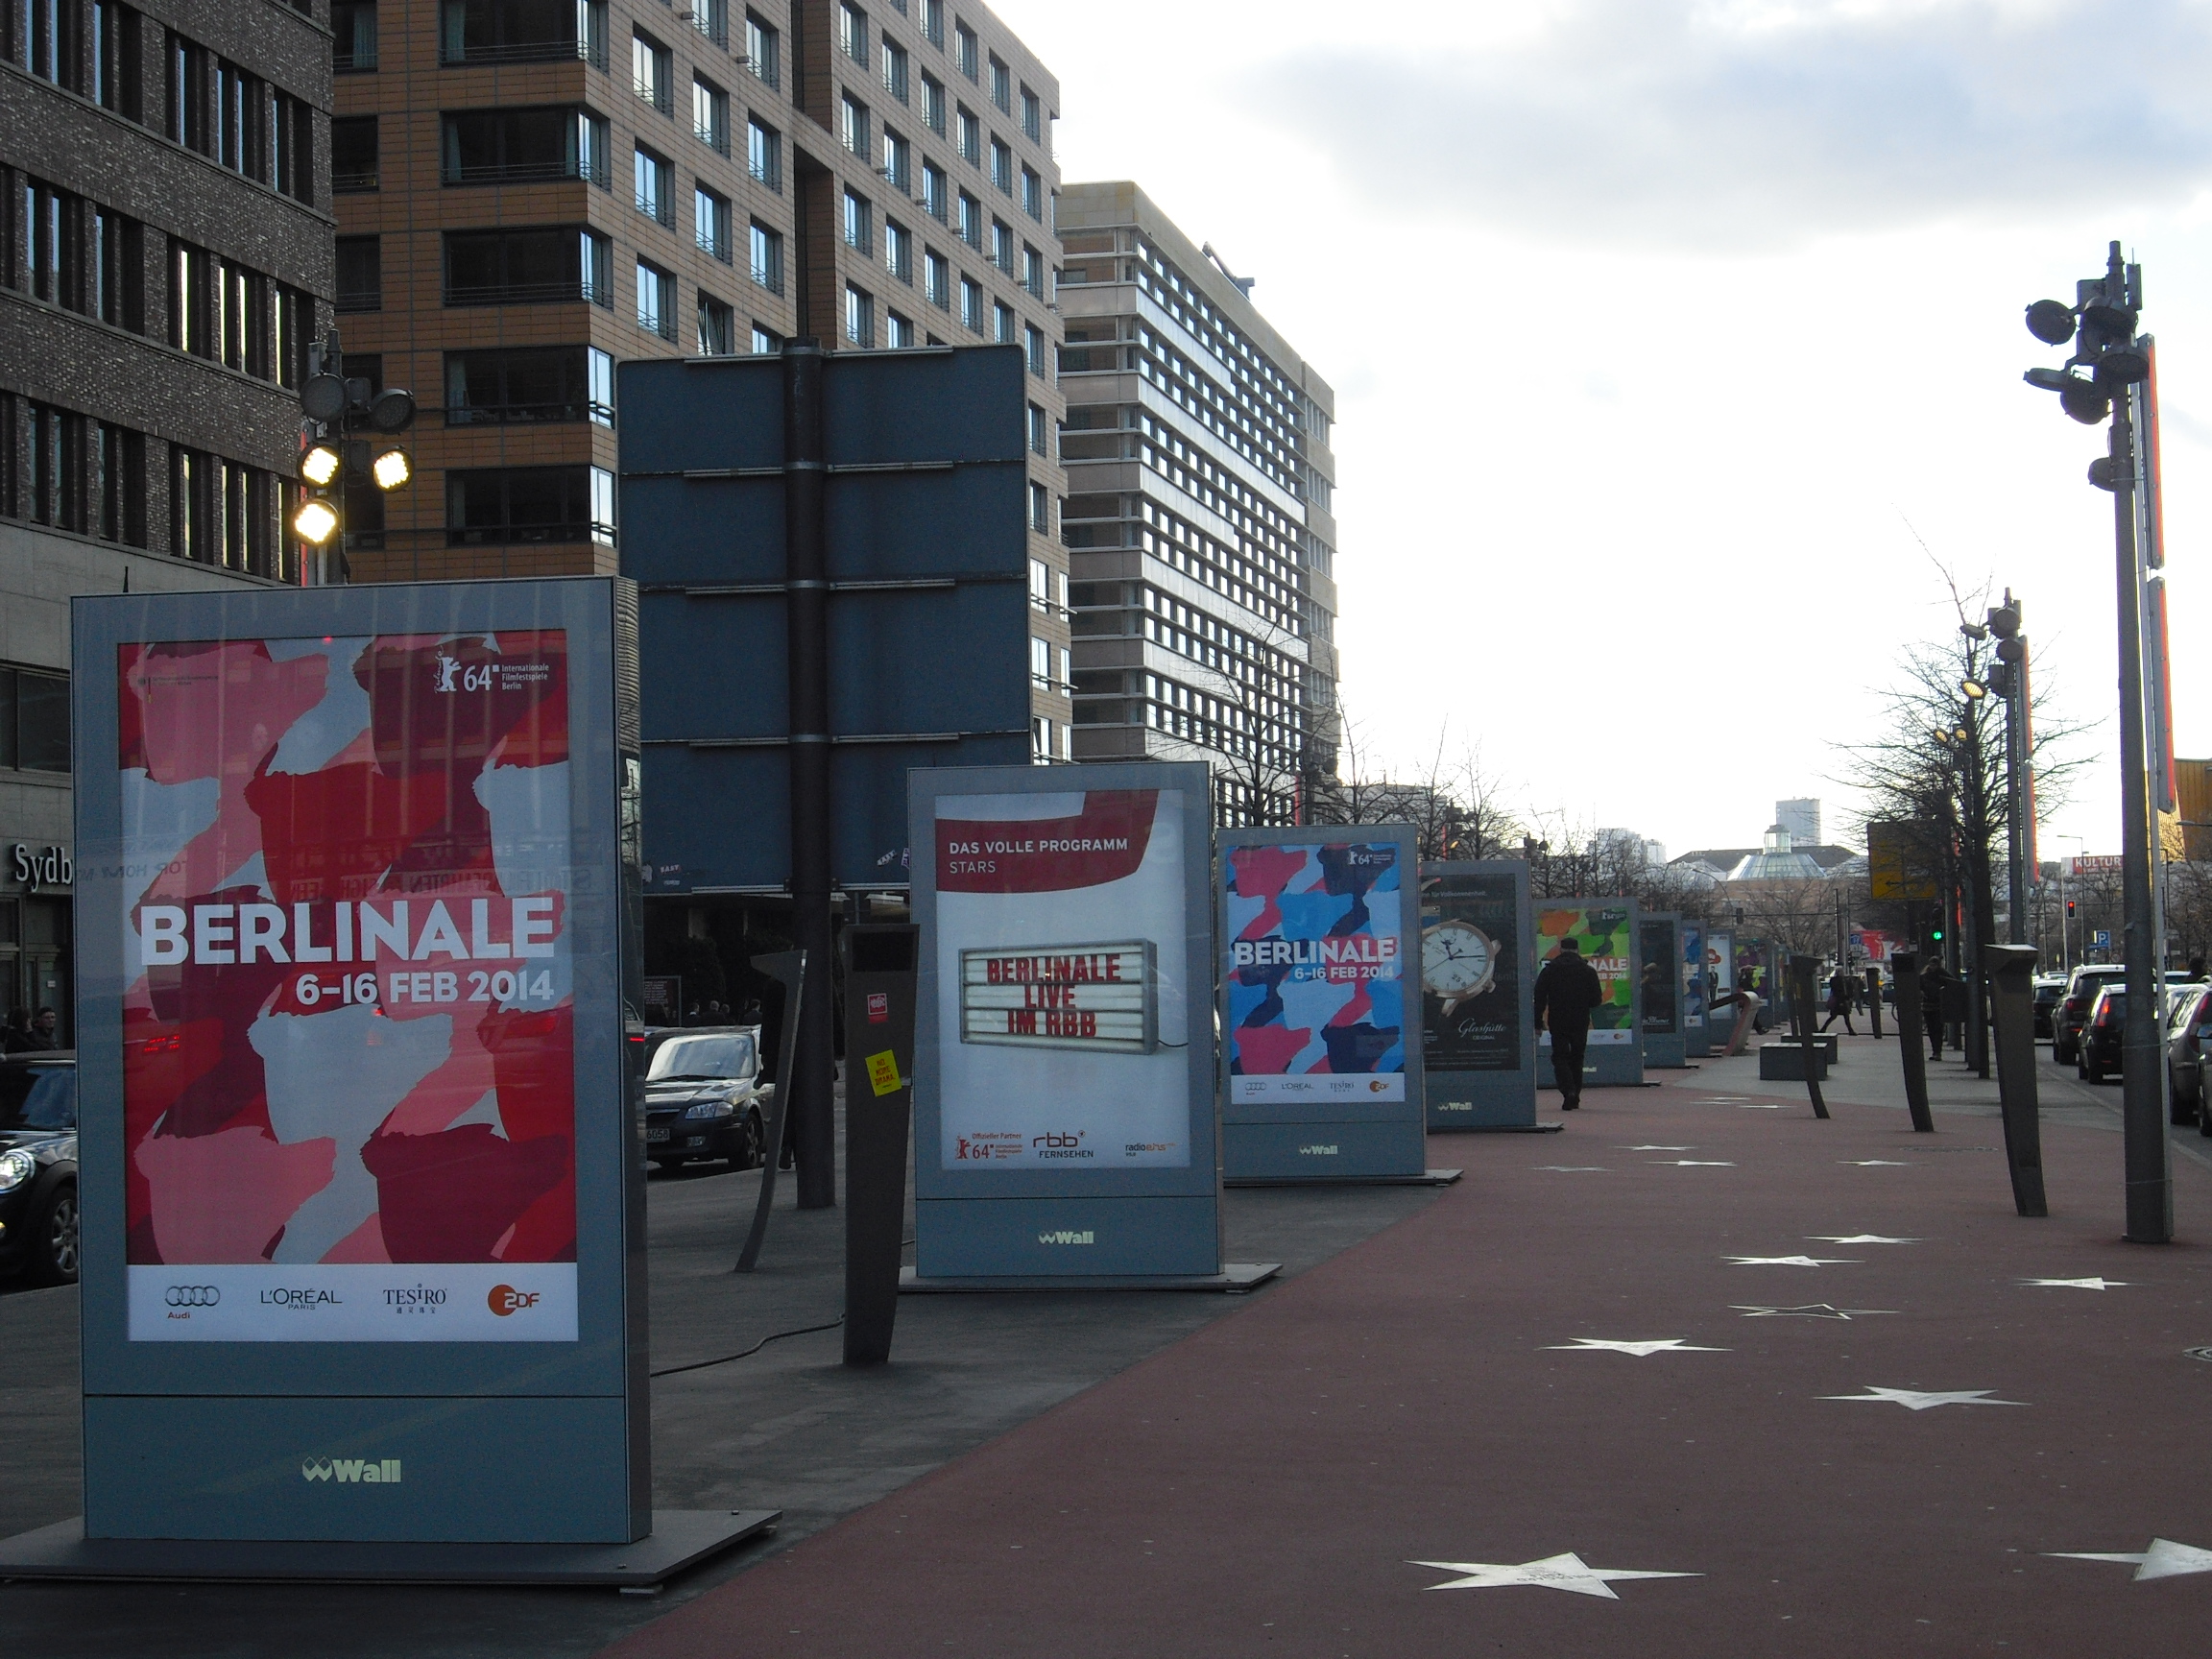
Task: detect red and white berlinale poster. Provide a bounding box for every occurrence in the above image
[117,633,578,1342]
[935,789,1190,1169]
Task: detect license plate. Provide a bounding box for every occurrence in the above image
[646,1127,670,1143]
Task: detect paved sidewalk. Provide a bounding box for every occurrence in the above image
[605,1044,2212,1658]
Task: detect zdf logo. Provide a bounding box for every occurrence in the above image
[487,1284,541,1317]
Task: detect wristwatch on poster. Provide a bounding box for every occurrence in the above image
[1422,920,1500,1019]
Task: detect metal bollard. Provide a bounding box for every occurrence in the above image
[1986,944,2049,1218]
[1790,954,1831,1119]
[1890,951,1936,1133]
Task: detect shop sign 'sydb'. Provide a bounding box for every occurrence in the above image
[10,843,71,890]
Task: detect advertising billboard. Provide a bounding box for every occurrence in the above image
[1418,861,1535,1128]
[1638,914,1685,1069]
[911,763,1218,1278]
[1535,900,1644,1087]
[1219,826,1428,1180]
[1682,921,1710,1058]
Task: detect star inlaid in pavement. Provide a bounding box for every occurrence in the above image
[1733,1304,1896,1320]
[1534,1166,1607,1172]
[2048,1539,2212,1581]
[1409,1551,1700,1599]
[1841,1160,1912,1166]
[2021,1277,2128,1289]
[1810,1235,1920,1244]
[1623,1145,1695,1151]
[1820,1386,2025,1410]
[1726,1255,1857,1267]
[1650,1159,1735,1166]
[1543,1337,1729,1357]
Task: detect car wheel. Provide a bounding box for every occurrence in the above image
[34,1183,79,1286]
[733,1108,765,1171]
[2199,1080,2212,1137]
[2084,1055,2104,1083]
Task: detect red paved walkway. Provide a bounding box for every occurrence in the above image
[607,1067,2212,1657]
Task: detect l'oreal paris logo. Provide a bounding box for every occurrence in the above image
[1037,1230,1094,1245]
[301,1457,402,1484]
[261,1286,343,1309]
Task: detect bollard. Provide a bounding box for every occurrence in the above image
[1865,965,1884,1041]
[841,925,919,1365]
[1891,951,1936,1133]
[1790,954,1831,1119]
[736,950,807,1274]
[1986,944,2050,1218]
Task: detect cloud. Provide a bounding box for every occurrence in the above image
[1246,0,2212,251]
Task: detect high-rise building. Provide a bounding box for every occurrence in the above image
[2,0,333,1040]
[329,0,1070,753]
[1055,181,1338,821]
[1776,798,1821,847]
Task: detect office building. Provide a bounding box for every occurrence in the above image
[330,0,1071,752]
[3,0,333,1039]
[1055,180,1338,823]
[1776,797,1822,849]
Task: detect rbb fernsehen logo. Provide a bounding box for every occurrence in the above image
[301,1456,403,1484]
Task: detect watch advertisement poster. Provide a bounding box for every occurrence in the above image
[933,788,1191,1168]
[1638,918,1679,1036]
[117,632,579,1343]
[1535,903,1636,1046]
[1419,871,1521,1073]
[1225,841,1406,1103]
[1681,922,1708,1029]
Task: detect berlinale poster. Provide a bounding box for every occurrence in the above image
[1638,917,1678,1035]
[118,632,578,1342]
[1225,842,1406,1102]
[934,789,1191,1169]
[1418,871,1521,1073]
[1534,903,1635,1046]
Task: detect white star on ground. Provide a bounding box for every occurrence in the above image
[1733,1304,1896,1320]
[2021,1277,2128,1289]
[1650,1159,1735,1166]
[1534,1166,1607,1172]
[1623,1144,1695,1151]
[2048,1540,2212,1581]
[1696,1097,1750,1103]
[1820,1386,2025,1410]
[1810,1235,1920,1244]
[1726,1256,1857,1267]
[1543,1337,1729,1357]
[1842,1160,1912,1166]
[1409,1552,1700,1599]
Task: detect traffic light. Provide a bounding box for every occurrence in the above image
[2022,242,2150,485]
[2067,900,2078,919]
[1931,926,1945,944]
[294,331,418,565]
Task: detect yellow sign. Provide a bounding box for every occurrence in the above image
[1867,820,1938,902]
[864,1049,902,1096]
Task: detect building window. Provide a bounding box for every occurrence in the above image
[955,105,978,164]
[697,292,735,355]
[20,181,84,311]
[634,146,671,225]
[213,60,261,179]
[331,115,378,191]
[958,276,980,332]
[921,73,944,133]
[336,235,381,312]
[1022,323,1044,374]
[751,324,780,354]
[1022,244,1044,298]
[1021,85,1041,142]
[924,249,949,308]
[843,189,872,255]
[445,465,612,546]
[839,1,866,62]
[885,310,912,349]
[440,0,604,68]
[844,283,874,348]
[993,300,1013,345]
[94,422,148,546]
[693,76,729,154]
[954,19,976,79]
[687,0,727,48]
[882,219,911,282]
[882,129,910,192]
[750,220,783,294]
[589,346,613,423]
[445,346,604,424]
[748,117,781,189]
[921,0,943,47]
[990,137,1012,194]
[94,210,145,332]
[695,186,732,261]
[990,219,1013,273]
[632,32,671,113]
[334,0,377,70]
[1022,165,1042,220]
[1027,402,1047,456]
[23,405,86,533]
[921,161,947,221]
[168,32,209,153]
[637,259,674,339]
[1030,635,1050,685]
[443,106,598,184]
[1029,482,1050,533]
[443,226,607,306]
[744,10,779,86]
[956,190,980,248]
[988,54,1009,112]
[0,665,73,773]
[841,94,870,158]
[93,1,143,118]
[880,38,907,102]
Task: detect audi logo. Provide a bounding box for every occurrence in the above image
[165,1286,220,1307]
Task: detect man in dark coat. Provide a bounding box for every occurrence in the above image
[1920,962,1951,1061]
[1533,938,1605,1110]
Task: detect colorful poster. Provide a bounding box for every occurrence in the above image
[1681,923,1707,1029]
[1638,918,1678,1035]
[1534,904,1635,1046]
[1419,871,1521,1073]
[934,789,1190,1168]
[118,632,578,1342]
[1225,842,1406,1103]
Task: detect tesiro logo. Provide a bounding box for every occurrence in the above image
[301,1457,402,1484]
[1298,1144,1340,1156]
[1037,1230,1094,1245]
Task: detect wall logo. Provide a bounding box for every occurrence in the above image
[487,1284,541,1316]
[433,655,461,693]
[1299,1144,1340,1156]
[163,1286,219,1307]
[1037,1230,1095,1245]
[301,1457,403,1484]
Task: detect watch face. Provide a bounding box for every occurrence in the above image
[1424,923,1494,997]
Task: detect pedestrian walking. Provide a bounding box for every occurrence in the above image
[1818,968,1858,1036]
[1533,937,1604,1110]
[1920,962,1950,1061]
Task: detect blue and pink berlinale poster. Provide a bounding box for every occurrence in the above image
[1224,842,1407,1105]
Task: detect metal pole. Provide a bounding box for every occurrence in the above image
[2109,300,2171,1241]
[784,340,837,1211]
[1987,944,2049,1216]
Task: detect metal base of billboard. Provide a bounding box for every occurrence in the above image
[1224,1168,1462,1189]
[899,1263,1281,1294]
[1430,1123,1565,1135]
[0,1509,779,1587]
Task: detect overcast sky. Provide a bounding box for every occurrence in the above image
[995,0,2212,860]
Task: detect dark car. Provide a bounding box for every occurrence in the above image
[2167,985,2211,1125]
[2055,965,2126,1065]
[643,1027,772,1171]
[0,1053,78,1285]
[2033,974,2066,1040]
[2080,987,2129,1083]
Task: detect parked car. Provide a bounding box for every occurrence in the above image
[2033,974,2067,1040]
[2165,984,2212,1125]
[0,1053,78,1285]
[2055,966,2127,1064]
[643,1026,772,1171]
[2079,986,2126,1082]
